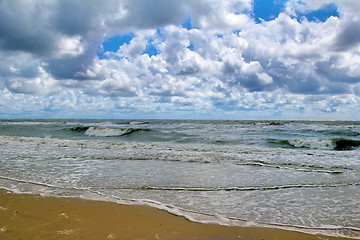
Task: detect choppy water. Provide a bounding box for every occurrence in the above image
[0,119,359,238]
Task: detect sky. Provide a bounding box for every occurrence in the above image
[0,0,360,120]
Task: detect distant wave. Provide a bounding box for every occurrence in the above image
[269,138,360,151]
[129,121,150,125]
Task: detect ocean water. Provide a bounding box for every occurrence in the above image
[0,119,359,238]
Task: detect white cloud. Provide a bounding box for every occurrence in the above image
[116,31,156,58]
[56,36,85,57]
[191,0,253,32]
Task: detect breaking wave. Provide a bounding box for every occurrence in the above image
[70,126,152,137]
[84,126,151,137]
[70,126,90,132]
[270,138,360,151]
[332,138,360,150]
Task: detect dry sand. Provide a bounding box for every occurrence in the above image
[0,189,354,240]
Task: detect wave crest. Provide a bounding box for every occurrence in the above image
[84,126,151,137]
[271,138,360,151]
[288,139,334,150]
[332,138,360,151]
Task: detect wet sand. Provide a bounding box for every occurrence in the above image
[0,189,354,240]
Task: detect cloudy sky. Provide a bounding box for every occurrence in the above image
[0,0,360,119]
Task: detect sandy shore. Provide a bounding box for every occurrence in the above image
[0,189,354,240]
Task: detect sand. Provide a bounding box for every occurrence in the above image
[0,189,354,240]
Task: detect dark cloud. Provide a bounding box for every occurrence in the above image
[52,0,106,36]
[115,0,190,29]
[45,54,94,80]
[354,85,360,96]
[45,42,100,80]
[4,34,63,58]
[0,0,57,56]
[316,59,360,84]
[335,21,360,51]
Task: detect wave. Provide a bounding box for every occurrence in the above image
[288,139,334,149]
[235,160,351,174]
[332,138,360,150]
[269,138,360,151]
[92,181,360,192]
[325,129,360,137]
[70,126,90,132]
[129,121,150,125]
[69,125,195,142]
[84,126,151,137]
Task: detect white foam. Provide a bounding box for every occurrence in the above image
[288,139,334,150]
[85,127,127,137]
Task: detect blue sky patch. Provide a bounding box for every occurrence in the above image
[187,41,194,51]
[102,32,135,52]
[98,32,135,59]
[299,3,339,22]
[142,30,165,57]
[253,0,288,23]
[233,30,241,35]
[253,1,339,23]
[181,15,193,30]
[143,39,159,57]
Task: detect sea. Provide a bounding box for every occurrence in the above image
[0,119,359,238]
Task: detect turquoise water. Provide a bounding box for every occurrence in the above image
[0,119,359,238]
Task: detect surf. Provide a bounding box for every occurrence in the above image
[269,138,360,151]
[69,126,152,137]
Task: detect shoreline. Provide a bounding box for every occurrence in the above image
[0,189,357,240]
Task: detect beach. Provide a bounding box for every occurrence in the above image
[0,189,355,240]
